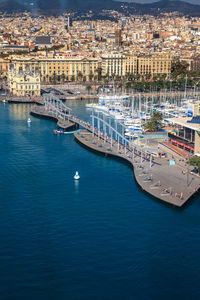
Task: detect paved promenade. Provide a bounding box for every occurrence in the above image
[74,130,200,207]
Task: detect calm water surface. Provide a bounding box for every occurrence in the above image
[0,101,200,300]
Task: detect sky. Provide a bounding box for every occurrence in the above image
[121,0,200,4]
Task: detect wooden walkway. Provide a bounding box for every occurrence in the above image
[74,130,200,207]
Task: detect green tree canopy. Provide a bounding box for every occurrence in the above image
[189,156,200,170]
[171,61,189,79]
[144,111,163,132]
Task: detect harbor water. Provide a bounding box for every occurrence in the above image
[1,101,200,299]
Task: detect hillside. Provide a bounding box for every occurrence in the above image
[0,0,200,17]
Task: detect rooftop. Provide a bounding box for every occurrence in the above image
[167,117,200,132]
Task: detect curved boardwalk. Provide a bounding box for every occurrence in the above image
[74,130,200,207]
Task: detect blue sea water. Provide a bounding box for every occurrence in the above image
[1,101,200,300]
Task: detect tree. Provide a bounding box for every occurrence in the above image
[95,67,102,81]
[89,71,94,81]
[145,73,151,80]
[52,72,56,83]
[77,71,83,81]
[171,61,189,79]
[61,73,65,82]
[144,111,163,132]
[86,85,92,94]
[189,156,200,172]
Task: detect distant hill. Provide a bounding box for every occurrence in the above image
[130,0,200,16]
[0,0,200,17]
[0,0,26,13]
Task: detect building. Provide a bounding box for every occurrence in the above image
[35,36,51,46]
[102,53,172,78]
[101,53,125,77]
[0,58,10,78]
[136,53,172,76]
[67,16,73,28]
[10,55,99,82]
[4,51,172,83]
[167,103,200,155]
[8,64,40,97]
[115,29,122,46]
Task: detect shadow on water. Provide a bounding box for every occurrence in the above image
[74,135,134,169]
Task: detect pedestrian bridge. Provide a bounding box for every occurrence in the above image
[43,93,156,157]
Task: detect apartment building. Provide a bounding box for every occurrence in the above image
[101,54,125,77]
[102,53,172,78]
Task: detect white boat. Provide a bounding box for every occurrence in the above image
[113,113,125,120]
[74,171,80,180]
[98,95,130,103]
[27,118,31,123]
[124,119,141,126]
[127,125,143,132]
[2,99,6,103]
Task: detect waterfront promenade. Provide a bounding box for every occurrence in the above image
[74,130,200,207]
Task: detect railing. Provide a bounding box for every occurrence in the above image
[43,94,155,158]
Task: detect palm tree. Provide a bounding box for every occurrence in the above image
[61,73,65,82]
[89,71,94,81]
[77,71,83,81]
[86,85,92,94]
[52,72,56,83]
[95,67,102,82]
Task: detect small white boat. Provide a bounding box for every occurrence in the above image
[74,171,80,180]
[27,118,31,123]
[2,99,6,103]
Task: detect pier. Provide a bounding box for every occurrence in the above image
[30,93,200,207]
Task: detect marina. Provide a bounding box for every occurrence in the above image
[28,93,200,207]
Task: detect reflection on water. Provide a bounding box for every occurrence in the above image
[74,179,79,195]
[8,103,32,121]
